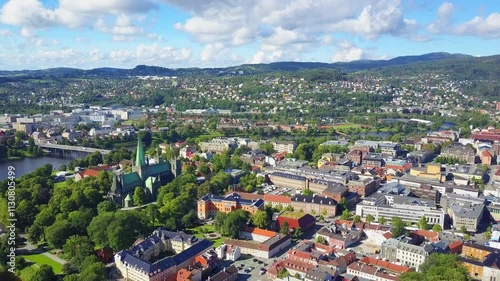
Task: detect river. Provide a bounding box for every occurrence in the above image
[0,156,73,180]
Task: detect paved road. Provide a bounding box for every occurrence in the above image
[121,201,157,211]
[18,235,67,265]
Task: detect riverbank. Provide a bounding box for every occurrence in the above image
[0,156,73,180]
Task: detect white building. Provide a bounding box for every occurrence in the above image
[356,194,445,228]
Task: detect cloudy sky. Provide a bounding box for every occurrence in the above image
[0,0,498,70]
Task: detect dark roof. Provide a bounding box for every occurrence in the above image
[211,265,238,281]
[322,183,348,194]
[305,267,331,281]
[292,194,337,205]
[271,171,306,181]
[463,242,496,252]
[173,239,213,265]
[199,193,265,208]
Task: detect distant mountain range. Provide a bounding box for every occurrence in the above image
[0,52,496,78]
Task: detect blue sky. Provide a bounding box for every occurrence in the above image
[0,0,498,70]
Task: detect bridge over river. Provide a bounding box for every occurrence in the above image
[35,142,111,157]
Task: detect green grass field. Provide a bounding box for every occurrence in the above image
[54,180,69,188]
[331,123,364,129]
[187,224,225,247]
[22,254,63,274]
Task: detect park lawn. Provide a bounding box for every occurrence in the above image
[54,180,69,188]
[187,224,225,248]
[22,254,63,274]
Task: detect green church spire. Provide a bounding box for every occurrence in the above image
[135,138,146,167]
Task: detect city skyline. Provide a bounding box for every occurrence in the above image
[0,0,499,70]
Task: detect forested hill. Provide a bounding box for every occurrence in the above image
[0,52,490,78]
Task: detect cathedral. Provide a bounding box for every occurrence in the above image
[109,138,179,207]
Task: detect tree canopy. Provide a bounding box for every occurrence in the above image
[400,254,473,281]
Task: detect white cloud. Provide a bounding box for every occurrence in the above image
[329,3,416,39]
[0,0,156,38]
[135,44,191,63]
[200,43,225,62]
[428,2,454,33]
[264,27,309,46]
[109,50,133,63]
[332,41,365,62]
[454,13,500,38]
[171,0,416,45]
[89,49,103,61]
[0,29,11,36]
[251,49,284,64]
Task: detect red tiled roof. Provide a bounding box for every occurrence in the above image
[412,230,439,242]
[264,194,292,204]
[383,232,392,239]
[335,220,354,229]
[283,258,315,273]
[243,227,276,238]
[449,240,463,253]
[482,150,492,157]
[359,256,412,273]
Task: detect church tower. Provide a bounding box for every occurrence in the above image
[133,138,147,179]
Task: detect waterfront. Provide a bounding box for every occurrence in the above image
[0,156,73,180]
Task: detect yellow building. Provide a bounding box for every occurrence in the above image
[409,163,446,182]
[462,243,494,260]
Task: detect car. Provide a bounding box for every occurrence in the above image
[259,269,266,275]
[244,269,250,273]
[240,264,244,268]
[257,260,263,264]
[253,258,258,262]
[264,263,268,266]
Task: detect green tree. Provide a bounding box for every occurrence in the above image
[302,189,313,196]
[277,268,289,279]
[340,209,351,220]
[366,214,375,224]
[316,235,325,244]
[97,201,118,214]
[30,265,55,281]
[418,216,429,230]
[63,235,95,266]
[460,225,467,234]
[293,227,303,239]
[45,220,73,249]
[432,224,443,232]
[485,226,492,240]
[259,142,275,154]
[353,215,361,223]
[96,171,113,192]
[280,220,290,235]
[133,187,145,206]
[400,253,472,281]
[391,217,405,238]
[251,210,271,229]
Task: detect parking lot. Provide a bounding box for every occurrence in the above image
[261,184,296,196]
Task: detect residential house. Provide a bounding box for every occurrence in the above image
[381,235,436,271]
[273,140,296,154]
[347,178,379,198]
[209,265,238,281]
[316,224,362,249]
[441,144,476,164]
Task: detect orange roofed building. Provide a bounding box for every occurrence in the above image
[197,193,264,219]
[75,164,118,181]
